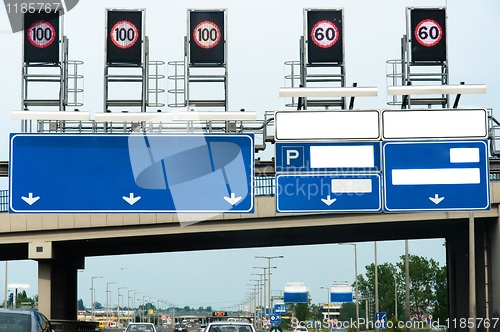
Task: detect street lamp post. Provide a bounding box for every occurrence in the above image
[149,297,156,323]
[106,282,116,324]
[134,292,141,322]
[391,265,398,319]
[90,276,102,322]
[339,243,359,332]
[127,290,136,324]
[256,255,284,321]
[117,287,127,326]
[320,287,330,323]
[142,296,148,322]
[251,271,266,327]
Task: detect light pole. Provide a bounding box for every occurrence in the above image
[374,242,379,332]
[320,287,330,323]
[117,287,127,326]
[256,255,284,321]
[134,292,141,322]
[90,276,102,322]
[106,282,116,324]
[127,290,136,324]
[251,271,266,327]
[339,243,359,332]
[149,297,156,323]
[391,264,398,319]
[142,296,148,322]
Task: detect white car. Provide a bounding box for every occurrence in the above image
[204,320,256,332]
[293,327,309,332]
[124,322,157,332]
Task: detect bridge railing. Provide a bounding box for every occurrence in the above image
[0,190,7,212]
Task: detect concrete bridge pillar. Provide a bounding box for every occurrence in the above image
[31,241,84,320]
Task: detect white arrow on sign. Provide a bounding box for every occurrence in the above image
[123,193,141,205]
[224,193,242,206]
[21,193,40,205]
[429,194,444,205]
[321,195,337,206]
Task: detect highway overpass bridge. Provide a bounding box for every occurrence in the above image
[0,180,499,329]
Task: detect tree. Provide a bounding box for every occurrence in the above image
[357,263,399,318]
[395,254,443,316]
[356,254,447,321]
[16,290,34,308]
[432,265,448,321]
[78,299,85,310]
[338,302,357,321]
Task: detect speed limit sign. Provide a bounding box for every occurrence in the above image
[189,10,225,65]
[193,21,221,49]
[410,8,446,62]
[306,9,343,64]
[110,20,139,49]
[414,19,442,47]
[24,11,60,63]
[310,20,339,48]
[106,9,143,65]
[28,20,56,48]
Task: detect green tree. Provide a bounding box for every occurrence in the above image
[77,299,85,310]
[357,263,399,318]
[356,254,447,321]
[16,290,34,308]
[338,302,356,321]
[432,265,448,321]
[294,303,310,322]
[395,254,442,315]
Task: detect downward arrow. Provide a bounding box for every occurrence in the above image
[123,193,141,205]
[429,194,444,205]
[21,193,40,205]
[224,193,242,206]
[321,195,337,206]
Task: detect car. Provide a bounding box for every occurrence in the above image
[174,323,189,332]
[293,327,309,332]
[0,308,54,332]
[204,321,256,332]
[330,328,346,332]
[124,322,157,332]
[433,325,448,331]
[198,324,207,332]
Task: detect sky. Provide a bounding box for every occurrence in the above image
[0,0,499,311]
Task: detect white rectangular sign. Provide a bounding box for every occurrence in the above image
[382,109,488,139]
[275,110,380,140]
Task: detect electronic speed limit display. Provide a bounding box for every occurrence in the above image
[410,8,447,62]
[106,9,143,65]
[23,11,60,63]
[189,10,225,65]
[306,9,343,64]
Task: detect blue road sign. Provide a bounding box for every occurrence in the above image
[10,133,254,213]
[383,140,490,212]
[275,142,381,173]
[283,292,307,303]
[274,304,286,314]
[269,315,281,325]
[276,174,382,213]
[375,312,387,329]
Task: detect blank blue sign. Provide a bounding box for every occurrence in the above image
[10,133,254,213]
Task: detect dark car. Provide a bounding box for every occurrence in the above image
[0,308,54,332]
[174,323,189,332]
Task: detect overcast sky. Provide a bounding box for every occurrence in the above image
[0,0,498,310]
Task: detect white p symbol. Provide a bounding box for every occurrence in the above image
[286,149,299,165]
